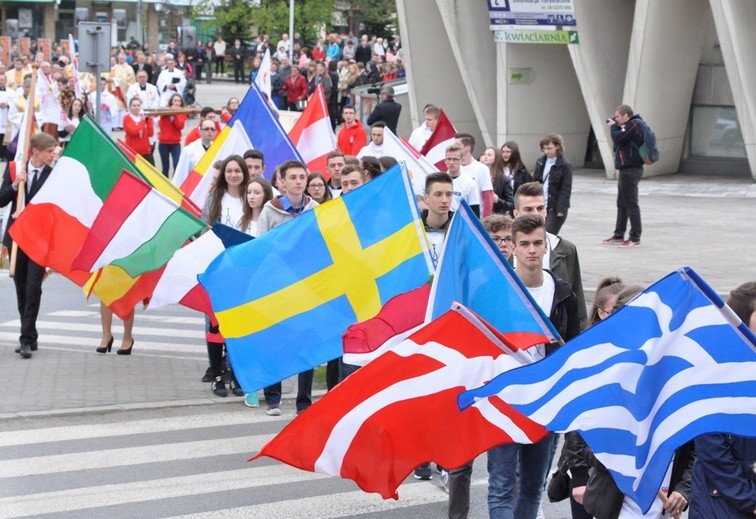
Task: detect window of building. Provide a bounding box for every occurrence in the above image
[690,106,746,159]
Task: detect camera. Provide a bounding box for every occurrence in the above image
[367,86,381,95]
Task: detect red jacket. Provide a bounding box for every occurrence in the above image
[158,114,187,144]
[282,73,308,103]
[123,114,154,155]
[338,120,368,156]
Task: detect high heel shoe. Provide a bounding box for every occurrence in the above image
[117,339,135,356]
[96,336,114,354]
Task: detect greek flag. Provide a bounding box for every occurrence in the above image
[458,267,756,512]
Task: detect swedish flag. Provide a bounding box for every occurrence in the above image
[198,164,434,391]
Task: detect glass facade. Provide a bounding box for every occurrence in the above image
[690,106,746,159]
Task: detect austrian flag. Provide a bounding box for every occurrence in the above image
[254,304,547,499]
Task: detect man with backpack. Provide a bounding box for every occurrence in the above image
[603,104,656,248]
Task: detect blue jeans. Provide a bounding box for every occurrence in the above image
[487,434,554,519]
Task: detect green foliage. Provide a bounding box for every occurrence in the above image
[192,0,256,41]
[351,0,397,39]
[251,0,338,44]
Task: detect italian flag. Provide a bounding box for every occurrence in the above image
[10,117,131,285]
[71,170,205,278]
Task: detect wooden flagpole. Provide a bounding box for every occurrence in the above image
[9,63,40,278]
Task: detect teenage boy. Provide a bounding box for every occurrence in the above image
[256,160,320,416]
[486,214,580,519]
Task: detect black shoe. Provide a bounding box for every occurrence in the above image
[201,367,214,383]
[18,343,32,359]
[96,336,114,353]
[116,339,134,355]
[228,377,244,397]
[211,377,228,397]
[15,343,37,353]
[413,463,432,480]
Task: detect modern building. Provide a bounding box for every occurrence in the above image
[397,0,755,180]
[0,0,191,54]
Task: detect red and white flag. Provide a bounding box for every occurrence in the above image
[254,48,272,98]
[254,304,547,499]
[288,84,337,176]
[342,283,430,367]
[420,109,457,172]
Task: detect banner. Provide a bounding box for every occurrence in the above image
[488,0,576,28]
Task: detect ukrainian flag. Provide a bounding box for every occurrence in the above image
[198,163,434,392]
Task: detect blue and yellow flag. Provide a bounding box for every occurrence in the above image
[198,163,434,391]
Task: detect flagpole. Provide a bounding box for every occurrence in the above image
[9,63,40,278]
[288,0,294,64]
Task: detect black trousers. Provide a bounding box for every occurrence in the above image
[233,61,244,83]
[13,248,45,347]
[215,56,225,74]
[612,166,643,241]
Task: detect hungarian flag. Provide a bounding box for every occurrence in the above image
[288,84,337,177]
[254,304,548,499]
[149,223,252,314]
[342,283,430,367]
[420,109,456,172]
[71,170,205,278]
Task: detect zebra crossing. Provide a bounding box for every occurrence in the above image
[0,406,480,518]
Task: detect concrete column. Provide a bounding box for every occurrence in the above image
[44,4,56,40]
[623,0,707,177]
[147,5,159,52]
[396,0,484,147]
[435,0,497,147]
[495,43,589,169]
[567,0,635,178]
[708,0,756,180]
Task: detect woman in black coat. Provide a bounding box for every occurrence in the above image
[533,134,572,235]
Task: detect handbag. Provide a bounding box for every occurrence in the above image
[546,465,571,502]
[582,466,624,519]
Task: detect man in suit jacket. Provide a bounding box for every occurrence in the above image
[231,39,247,84]
[131,51,154,84]
[366,85,402,134]
[0,132,57,358]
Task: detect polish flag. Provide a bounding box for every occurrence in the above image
[342,283,430,367]
[288,84,337,177]
[420,109,457,172]
[254,304,547,499]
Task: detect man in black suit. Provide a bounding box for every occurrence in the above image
[231,39,247,84]
[366,85,402,134]
[131,51,154,84]
[0,133,57,359]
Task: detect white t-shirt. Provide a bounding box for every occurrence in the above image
[220,192,244,231]
[461,159,494,196]
[450,173,480,211]
[542,157,557,206]
[525,271,555,362]
[618,462,673,519]
[408,124,432,151]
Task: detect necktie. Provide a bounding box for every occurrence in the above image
[27,169,38,196]
[140,85,146,91]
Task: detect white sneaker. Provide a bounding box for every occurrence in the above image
[265,407,281,416]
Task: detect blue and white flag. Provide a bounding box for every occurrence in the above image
[459,267,756,513]
[229,82,303,180]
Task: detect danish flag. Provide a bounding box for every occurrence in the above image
[254,305,547,499]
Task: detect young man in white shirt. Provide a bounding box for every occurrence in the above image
[455,132,494,217]
[445,143,480,217]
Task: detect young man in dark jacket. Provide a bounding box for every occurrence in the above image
[604,104,646,247]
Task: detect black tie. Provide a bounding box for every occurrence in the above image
[140,85,146,91]
[27,169,38,196]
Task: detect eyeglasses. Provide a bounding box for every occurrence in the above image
[308,183,325,189]
[491,235,512,244]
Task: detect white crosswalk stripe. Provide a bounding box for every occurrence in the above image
[0,408,461,518]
